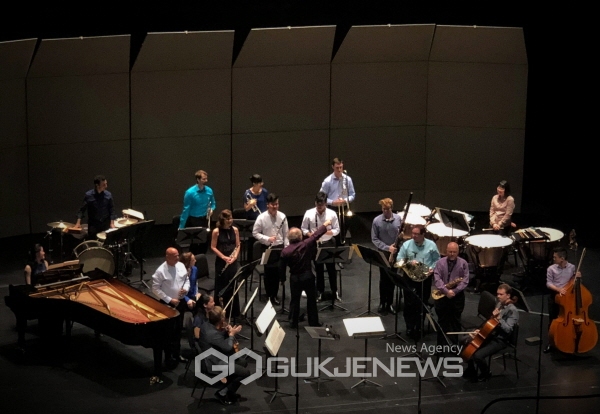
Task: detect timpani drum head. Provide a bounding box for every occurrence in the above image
[403,203,431,217]
[465,234,512,267]
[426,222,468,254]
[402,213,427,239]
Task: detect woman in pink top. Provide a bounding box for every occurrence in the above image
[489,180,515,234]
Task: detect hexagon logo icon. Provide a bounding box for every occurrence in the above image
[231,348,263,385]
[194,348,229,384]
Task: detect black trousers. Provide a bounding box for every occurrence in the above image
[215,260,240,319]
[402,278,432,333]
[163,299,188,361]
[379,265,397,307]
[434,291,465,345]
[315,239,337,294]
[468,336,507,375]
[262,244,283,301]
[289,271,319,327]
[185,216,209,255]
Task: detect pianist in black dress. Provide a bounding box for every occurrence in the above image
[24,244,48,285]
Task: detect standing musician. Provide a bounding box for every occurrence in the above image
[24,244,48,285]
[544,247,582,353]
[252,193,289,306]
[198,306,249,405]
[179,169,216,254]
[244,174,268,221]
[371,198,402,315]
[211,209,241,320]
[180,252,201,311]
[151,247,190,368]
[463,283,519,382]
[73,174,116,240]
[396,224,440,340]
[281,220,332,329]
[320,157,355,245]
[432,242,469,346]
[301,191,341,302]
[489,180,515,235]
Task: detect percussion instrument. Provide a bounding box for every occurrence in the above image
[47,221,75,230]
[402,213,426,239]
[403,203,431,218]
[519,227,564,262]
[97,231,107,243]
[465,234,512,267]
[426,222,468,254]
[73,240,103,257]
[77,246,115,275]
[115,217,138,228]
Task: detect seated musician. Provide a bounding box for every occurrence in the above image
[489,180,515,235]
[192,294,215,342]
[24,244,48,285]
[544,247,581,353]
[198,306,249,406]
[463,283,519,382]
[180,252,201,311]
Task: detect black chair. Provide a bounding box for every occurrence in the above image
[191,359,225,406]
[489,323,521,378]
[195,254,214,296]
[461,290,496,330]
[181,312,198,379]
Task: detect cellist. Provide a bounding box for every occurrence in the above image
[544,247,582,353]
[463,284,519,382]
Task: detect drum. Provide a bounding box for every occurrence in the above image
[520,227,564,262]
[97,231,107,243]
[73,240,103,257]
[402,213,426,239]
[403,203,431,218]
[465,234,512,267]
[77,247,115,275]
[426,222,469,254]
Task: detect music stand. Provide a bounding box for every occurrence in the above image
[233,219,255,264]
[436,207,470,238]
[176,227,209,252]
[316,246,351,312]
[304,326,339,390]
[220,260,259,340]
[130,220,155,289]
[102,226,126,279]
[264,320,293,403]
[355,245,390,317]
[242,287,260,351]
[343,317,385,388]
[261,248,288,314]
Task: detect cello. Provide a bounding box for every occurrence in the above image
[549,248,598,354]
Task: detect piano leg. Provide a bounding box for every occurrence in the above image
[153,347,163,377]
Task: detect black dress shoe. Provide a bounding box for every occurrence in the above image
[298,312,306,322]
[378,304,388,315]
[478,371,492,382]
[271,298,281,306]
[543,345,553,354]
[388,305,396,315]
[214,392,233,405]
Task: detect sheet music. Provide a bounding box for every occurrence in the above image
[256,299,276,334]
[264,319,286,356]
[243,287,258,316]
[343,317,385,337]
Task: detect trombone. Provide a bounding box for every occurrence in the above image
[206,205,213,231]
[245,192,261,214]
[337,170,353,244]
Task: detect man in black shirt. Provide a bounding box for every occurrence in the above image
[74,175,117,239]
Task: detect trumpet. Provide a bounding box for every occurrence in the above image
[246,192,260,214]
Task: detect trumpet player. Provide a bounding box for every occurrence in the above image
[244,174,268,220]
[432,242,469,346]
[179,169,216,254]
[396,224,440,341]
[371,198,402,315]
[301,191,341,302]
[320,157,355,245]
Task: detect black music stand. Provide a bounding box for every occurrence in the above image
[263,320,293,403]
[102,227,126,279]
[356,244,390,317]
[233,219,255,265]
[242,287,260,351]
[381,266,408,343]
[176,227,209,253]
[436,207,470,238]
[316,246,351,312]
[262,248,288,314]
[130,220,155,289]
[219,260,259,340]
[344,317,385,388]
[304,326,339,390]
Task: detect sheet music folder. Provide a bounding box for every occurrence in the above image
[261,247,282,266]
[343,317,385,338]
[264,319,285,356]
[315,245,352,264]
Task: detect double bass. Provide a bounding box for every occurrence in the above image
[549,248,598,354]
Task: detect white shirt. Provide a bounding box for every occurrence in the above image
[252,210,289,247]
[301,207,340,243]
[151,261,190,304]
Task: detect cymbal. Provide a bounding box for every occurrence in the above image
[47,221,75,229]
[116,217,138,227]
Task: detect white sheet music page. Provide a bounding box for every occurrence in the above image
[256,299,276,334]
[343,317,385,337]
[264,319,286,356]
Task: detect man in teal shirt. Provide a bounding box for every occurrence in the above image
[179,170,216,254]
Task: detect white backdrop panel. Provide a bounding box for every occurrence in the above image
[131,69,231,139]
[27,74,130,145]
[131,135,231,224]
[330,126,427,213]
[0,147,29,238]
[331,61,428,128]
[424,126,524,213]
[427,61,528,129]
[28,141,131,233]
[232,65,330,133]
[231,130,330,217]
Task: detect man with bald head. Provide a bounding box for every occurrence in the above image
[432,242,470,346]
[152,247,190,368]
[281,220,332,329]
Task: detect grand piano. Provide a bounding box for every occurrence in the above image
[4,261,178,380]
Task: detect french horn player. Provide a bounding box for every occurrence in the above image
[395,224,440,341]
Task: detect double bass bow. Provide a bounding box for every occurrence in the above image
[549,248,598,354]
[389,192,413,263]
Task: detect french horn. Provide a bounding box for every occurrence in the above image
[394,258,432,282]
